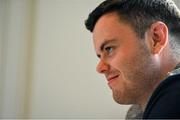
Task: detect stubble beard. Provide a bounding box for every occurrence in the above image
[112,42,159,107]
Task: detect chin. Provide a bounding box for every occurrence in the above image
[113,94,125,104]
[112,92,134,105]
[114,98,133,105]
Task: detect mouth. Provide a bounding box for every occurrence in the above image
[107,75,119,84]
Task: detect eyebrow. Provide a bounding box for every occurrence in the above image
[97,39,116,58]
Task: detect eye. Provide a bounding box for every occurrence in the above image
[104,46,113,53]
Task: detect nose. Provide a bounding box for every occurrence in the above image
[96,59,109,74]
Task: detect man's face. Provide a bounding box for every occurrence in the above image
[93,12,159,106]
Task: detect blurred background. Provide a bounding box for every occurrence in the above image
[0,0,180,119]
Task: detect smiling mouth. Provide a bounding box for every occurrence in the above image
[107,75,119,84]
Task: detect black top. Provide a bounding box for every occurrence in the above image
[143,73,180,119]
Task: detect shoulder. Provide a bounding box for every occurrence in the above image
[143,74,180,119]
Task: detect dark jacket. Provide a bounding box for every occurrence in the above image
[143,73,180,119]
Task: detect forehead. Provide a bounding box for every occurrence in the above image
[93,12,121,39]
[92,12,135,51]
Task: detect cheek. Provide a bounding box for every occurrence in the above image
[110,48,146,82]
[110,51,132,70]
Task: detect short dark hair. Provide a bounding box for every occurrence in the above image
[85,0,180,39]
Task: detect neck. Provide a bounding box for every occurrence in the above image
[139,60,180,111]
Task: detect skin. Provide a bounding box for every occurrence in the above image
[92,12,178,110]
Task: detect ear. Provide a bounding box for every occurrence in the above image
[148,21,168,54]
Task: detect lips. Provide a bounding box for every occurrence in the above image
[107,75,119,84]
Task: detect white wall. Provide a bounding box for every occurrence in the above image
[0,0,5,115]
[0,0,32,118]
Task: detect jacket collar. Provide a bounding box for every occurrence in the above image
[168,63,180,76]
